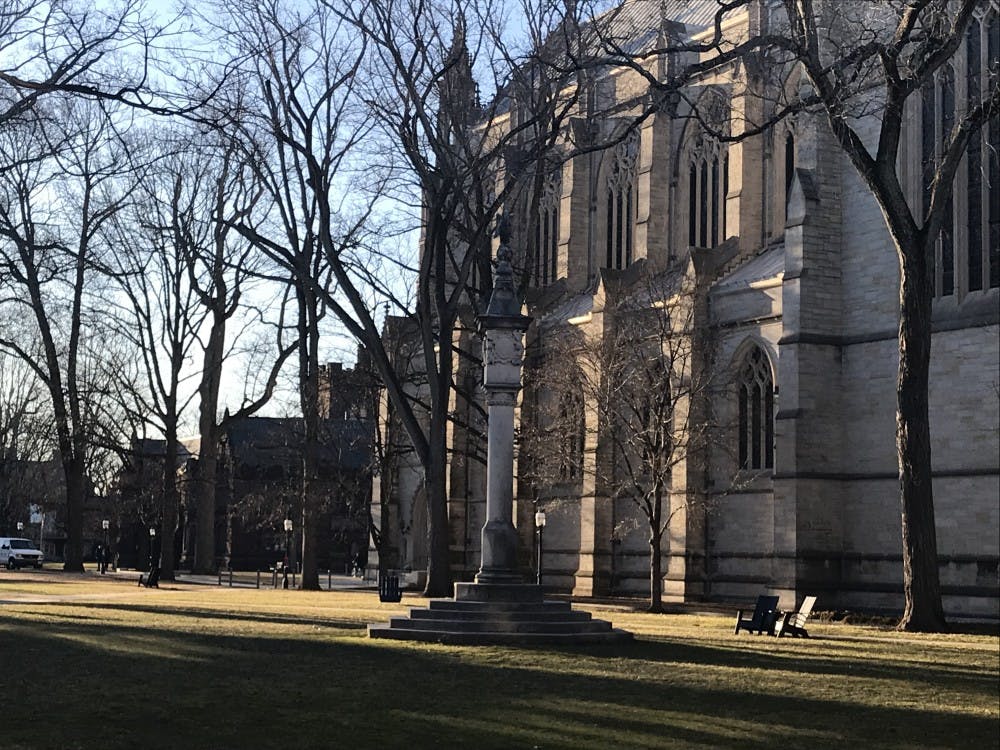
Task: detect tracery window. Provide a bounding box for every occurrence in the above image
[770,122,797,235]
[605,131,638,270]
[920,12,999,298]
[966,13,1000,291]
[558,389,585,481]
[687,137,728,249]
[784,132,796,197]
[737,346,774,471]
[533,172,560,287]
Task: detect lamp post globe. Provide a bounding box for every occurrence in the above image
[100,520,110,574]
[534,509,546,586]
[16,521,23,532]
[282,518,293,588]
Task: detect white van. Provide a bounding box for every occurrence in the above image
[0,537,44,569]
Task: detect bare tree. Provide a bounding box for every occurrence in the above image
[184,132,298,575]
[774,0,999,632]
[0,0,199,131]
[103,138,208,580]
[586,0,997,631]
[524,263,721,612]
[311,0,596,596]
[0,97,137,570]
[202,0,369,589]
[0,351,51,530]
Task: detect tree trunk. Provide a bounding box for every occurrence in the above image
[298,282,322,591]
[423,404,453,597]
[648,529,663,614]
[193,323,225,574]
[299,445,321,590]
[192,446,218,574]
[159,426,179,581]
[62,458,86,572]
[896,239,946,632]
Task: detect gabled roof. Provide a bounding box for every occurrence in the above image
[711,244,785,295]
[222,416,373,474]
[491,0,736,114]
[590,0,724,55]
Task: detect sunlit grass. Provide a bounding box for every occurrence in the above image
[1,570,997,749]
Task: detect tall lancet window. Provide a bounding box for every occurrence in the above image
[917,10,998,299]
[966,12,1000,292]
[686,136,728,249]
[737,346,774,471]
[534,172,561,287]
[605,131,638,270]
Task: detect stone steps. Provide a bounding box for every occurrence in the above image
[367,582,632,645]
[387,616,611,634]
[410,605,593,623]
[367,624,631,645]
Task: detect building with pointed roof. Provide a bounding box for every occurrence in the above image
[372,0,999,618]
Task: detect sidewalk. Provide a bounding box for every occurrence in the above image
[102,567,375,591]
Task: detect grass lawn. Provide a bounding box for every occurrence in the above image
[1,570,997,750]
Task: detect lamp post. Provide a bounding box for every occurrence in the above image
[148,527,156,571]
[283,518,293,589]
[101,520,110,574]
[534,509,546,586]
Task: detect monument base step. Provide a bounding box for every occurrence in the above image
[367,623,632,645]
[368,582,632,645]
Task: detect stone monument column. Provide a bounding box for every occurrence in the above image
[474,227,532,585]
[368,219,630,641]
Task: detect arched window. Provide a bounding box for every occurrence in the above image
[737,347,774,471]
[686,143,728,249]
[688,163,697,247]
[967,12,1000,291]
[939,65,955,297]
[784,132,795,196]
[919,12,998,298]
[966,16,983,292]
[534,172,560,287]
[722,153,729,241]
[773,125,797,233]
[988,14,1000,288]
[558,389,585,480]
[605,132,638,270]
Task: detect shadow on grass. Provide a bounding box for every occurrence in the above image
[590,636,998,688]
[0,572,100,586]
[81,601,372,631]
[9,598,995,687]
[1,609,997,750]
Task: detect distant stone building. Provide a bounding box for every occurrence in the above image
[213,413,373,571]
[372,0,999,617]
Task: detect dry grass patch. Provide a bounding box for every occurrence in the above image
[1,570,996,749]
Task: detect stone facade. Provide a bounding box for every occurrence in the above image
[371,0,999,618]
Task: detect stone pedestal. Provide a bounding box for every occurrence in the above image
[369,224,631,645]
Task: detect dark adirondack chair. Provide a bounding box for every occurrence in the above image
[734,595,780,635]
[776,595,817,638]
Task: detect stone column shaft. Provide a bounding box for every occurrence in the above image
[477,388,521,583]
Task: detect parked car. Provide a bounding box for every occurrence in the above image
[0,537,44,569]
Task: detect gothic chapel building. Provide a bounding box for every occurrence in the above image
[371,0,1000,618]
